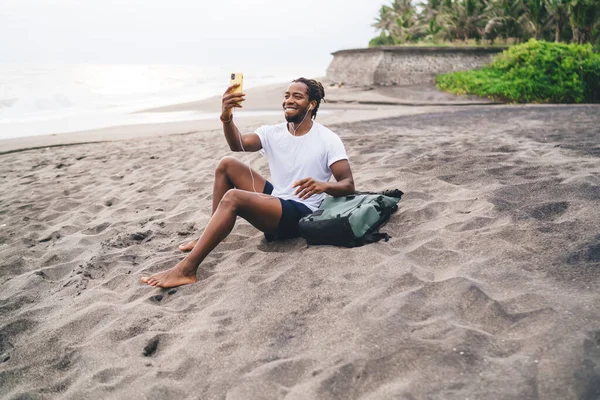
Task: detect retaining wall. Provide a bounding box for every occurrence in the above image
[326,46,507,86]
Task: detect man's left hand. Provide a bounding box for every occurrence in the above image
[292,178,328,200]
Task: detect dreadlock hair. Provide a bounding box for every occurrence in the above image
[292,77,325,119]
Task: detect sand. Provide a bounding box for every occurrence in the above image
[1,90,600,399]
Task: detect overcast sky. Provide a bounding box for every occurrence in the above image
[0,0,382,70]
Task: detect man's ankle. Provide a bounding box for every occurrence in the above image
[178,258,200,276]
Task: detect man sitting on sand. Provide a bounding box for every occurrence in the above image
[142,78,355,288]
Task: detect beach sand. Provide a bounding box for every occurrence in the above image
[1,86,599,399]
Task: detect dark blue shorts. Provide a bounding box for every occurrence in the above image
[263,181,312,241]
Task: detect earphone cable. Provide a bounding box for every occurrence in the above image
[234,106,311,199]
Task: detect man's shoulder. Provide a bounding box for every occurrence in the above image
[314,122,342,141]
[256,122,287,135]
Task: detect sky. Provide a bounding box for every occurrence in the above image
[0,0,382,70]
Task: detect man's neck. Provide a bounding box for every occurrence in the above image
[288,119,314,137]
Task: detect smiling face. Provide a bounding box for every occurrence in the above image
[283,81,314,124]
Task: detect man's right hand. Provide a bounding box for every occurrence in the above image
[221,84,246,120]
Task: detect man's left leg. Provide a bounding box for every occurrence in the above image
[178,156,269,251]
[141,189,281,288]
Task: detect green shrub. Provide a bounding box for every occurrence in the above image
[581,54,600,102]
[369,33,396,47]
[436,39,600,103]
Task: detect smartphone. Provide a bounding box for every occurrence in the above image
[229,72,243,94]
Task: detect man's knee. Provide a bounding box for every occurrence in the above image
[215,156,237,176]
[219,189,242,210]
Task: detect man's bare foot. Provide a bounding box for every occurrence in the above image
[178,238,198,252]
[141,260,198,288]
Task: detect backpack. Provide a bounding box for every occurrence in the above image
[298,189,403,247]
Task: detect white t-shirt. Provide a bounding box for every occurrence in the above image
[255,122,348,211]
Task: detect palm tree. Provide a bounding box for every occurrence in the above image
[373,5,396,36]
[418,0,446,40]
[545,0,568,42]
[567,0,600,43]
[372,0,599,45]
[485,0,534,42]
[523,0,549,39]
[388,0,419,42]
[440,0,488,41]
[372,0,419,43]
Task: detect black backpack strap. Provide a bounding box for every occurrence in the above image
[375,198,394,222]
[382,189,404,199]
[359,199,395,246]
[361,232,391,244]
[355,189,404,199]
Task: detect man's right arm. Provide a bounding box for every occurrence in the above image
[222,120,262,152]
[221,84,262,152]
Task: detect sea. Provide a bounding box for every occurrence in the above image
[0,64,325,141]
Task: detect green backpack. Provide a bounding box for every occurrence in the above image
[298,190,403,247]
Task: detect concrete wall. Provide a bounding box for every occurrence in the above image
[326,46,506,86]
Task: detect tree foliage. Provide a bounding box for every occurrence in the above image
[370,0,600,46]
